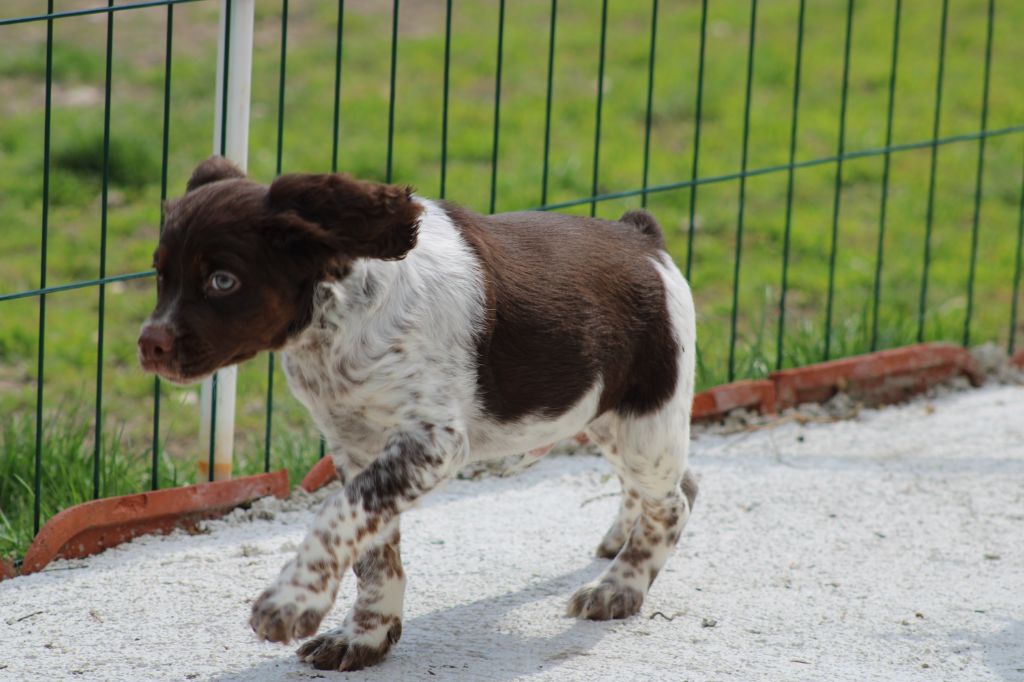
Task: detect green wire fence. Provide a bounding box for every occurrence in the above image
[1,0,1023,558]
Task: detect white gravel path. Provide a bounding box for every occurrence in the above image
[1,384,1023,682]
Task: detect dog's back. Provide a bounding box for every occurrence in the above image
[443,203,682,427]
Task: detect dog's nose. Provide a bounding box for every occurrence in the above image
[138,324,175,363]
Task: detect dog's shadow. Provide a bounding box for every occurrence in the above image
[212,560,617,681]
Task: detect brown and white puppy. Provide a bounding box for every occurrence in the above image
[139,156,698,672]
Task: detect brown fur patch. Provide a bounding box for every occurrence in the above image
[444,203,679,422]
[354,541,405,585]
[619,545,653,568]
[269,172,421,261]
[140,157,422,383]
[346,433,444,515]
[185,155,245,191]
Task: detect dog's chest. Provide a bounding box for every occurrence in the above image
[281,339,413,454]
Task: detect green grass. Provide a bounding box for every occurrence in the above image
[0,405,177,559]
[1,0,1023,560]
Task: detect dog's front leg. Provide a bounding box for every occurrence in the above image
[294,520,405,671]
[249,426,466,662]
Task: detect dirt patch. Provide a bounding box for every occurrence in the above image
[969,342,1024,385]
[204,479,345,526]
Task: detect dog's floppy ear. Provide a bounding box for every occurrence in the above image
[267,173,421,261]
[186,155,246,193]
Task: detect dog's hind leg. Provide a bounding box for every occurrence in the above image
[571,398,697,620]
[591,450,643,559]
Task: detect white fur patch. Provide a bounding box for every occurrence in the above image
[282,198,484,473]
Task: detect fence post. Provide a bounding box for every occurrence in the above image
[199,0,254,482]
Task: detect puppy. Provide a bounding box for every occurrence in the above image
[139,156,698,671]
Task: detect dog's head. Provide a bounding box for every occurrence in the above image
[138,156,422,384]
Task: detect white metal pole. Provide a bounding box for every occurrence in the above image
[199,0,254,482]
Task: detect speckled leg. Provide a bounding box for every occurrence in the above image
[249,425,465,648]
[573,406,697,620]
[594,471,643,559]
[296,521,406,671]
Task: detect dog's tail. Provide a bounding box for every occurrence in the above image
[619,209,665,250]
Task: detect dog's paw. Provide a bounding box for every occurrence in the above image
[567,579,644,620]
[249,583,330,644]
[296,620,402,671]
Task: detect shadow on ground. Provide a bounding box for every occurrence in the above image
[211,561,616,680]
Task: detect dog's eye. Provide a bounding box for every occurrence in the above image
[208,271,239,295]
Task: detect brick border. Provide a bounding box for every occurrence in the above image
[300,454,339,492]
[692,379,776,422]
[691,342,980,422]
[8,470,289,579]
[770,342,982,409]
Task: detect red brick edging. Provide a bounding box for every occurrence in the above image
[9,470,289,579]
[300,454,340,492]
[692,342,980,420]
[691,379,776,422]
[770,342,982,409]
